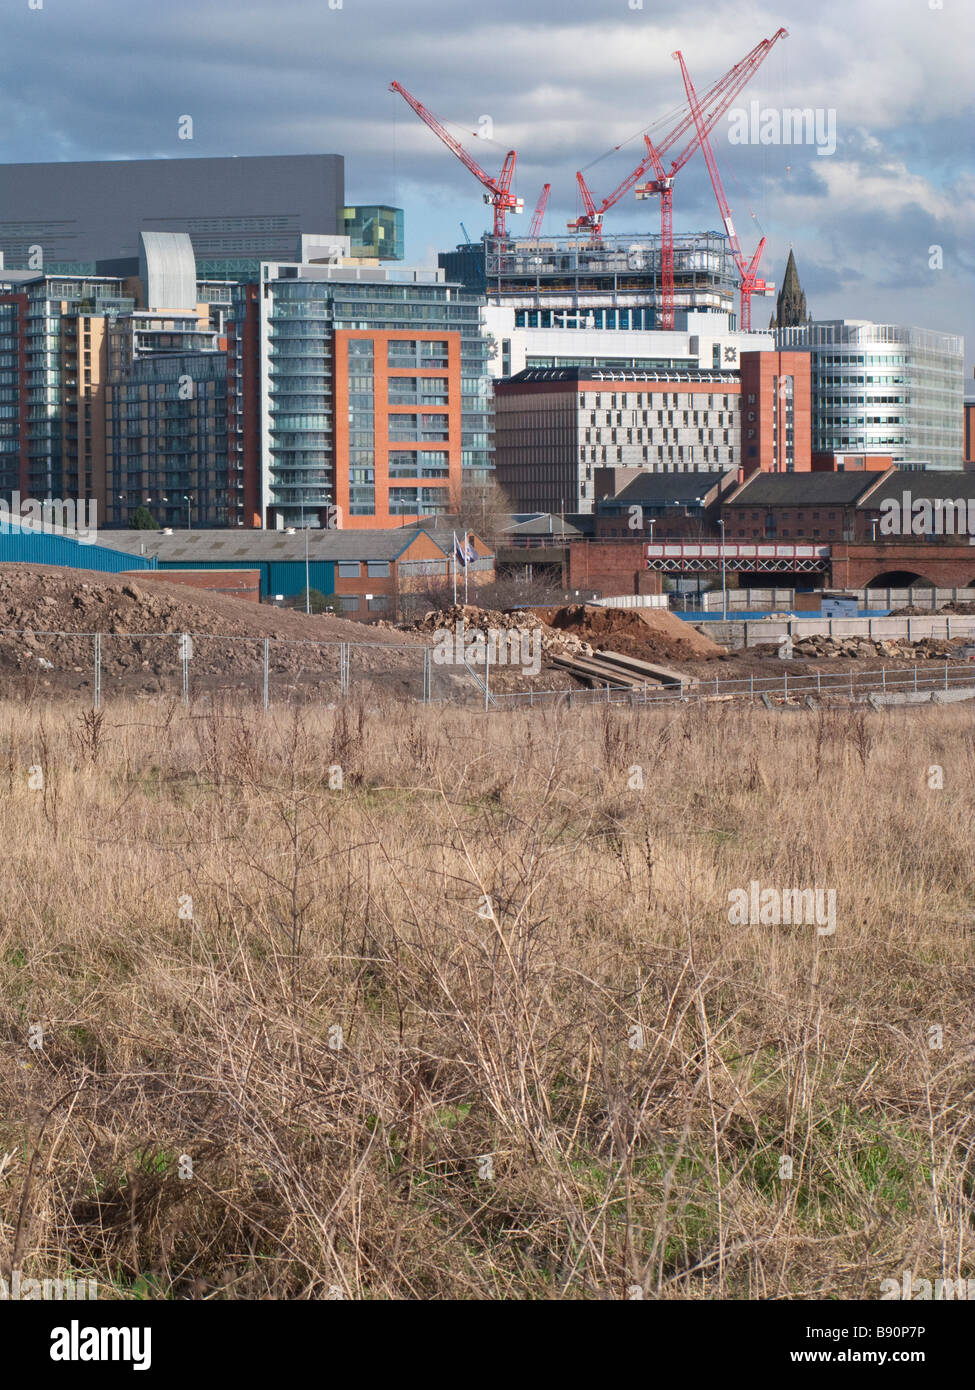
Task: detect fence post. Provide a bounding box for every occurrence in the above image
[422,646,431,704]
[484,642,490,711]
[784,671,788,701]
[93,632,101,711]
[180,633,191,706]
[945,661,949,691]
[339,642,349,698]
[882,666,886,691]
[914,665,917,693]
[816,670,821,694]
[263,637,270,712]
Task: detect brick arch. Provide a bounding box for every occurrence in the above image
[863,569,937,589]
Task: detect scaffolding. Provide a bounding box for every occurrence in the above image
[441,231,737,321]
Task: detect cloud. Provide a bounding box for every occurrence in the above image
[0,0,971,370]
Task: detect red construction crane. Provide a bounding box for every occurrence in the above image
[568,137,657,242]
[674,50,773,332]
[390,81,524,238]
[528,183,551,243]
[568,30,783,243]
[634,28,787,329]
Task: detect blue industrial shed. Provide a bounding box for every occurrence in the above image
[0,525,157,573]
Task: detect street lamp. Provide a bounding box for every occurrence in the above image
[182,494,193,530]
[718,518,727,620]
[871,517,878,542]
[299,498,311,615]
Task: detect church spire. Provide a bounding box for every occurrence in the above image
[771,248,808,328]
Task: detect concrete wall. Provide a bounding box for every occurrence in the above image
[710,614,975,649]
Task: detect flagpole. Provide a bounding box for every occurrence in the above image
[452,530,457,606]
[464,532,469,606]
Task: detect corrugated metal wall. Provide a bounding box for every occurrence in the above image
[158,558,335,599]
[0,532,157,572]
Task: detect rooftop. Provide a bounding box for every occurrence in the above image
[100,527,486,564]
[499,367,740,387]
[610,471,733,507]
[727,472,886,507]
[855,470,975,507]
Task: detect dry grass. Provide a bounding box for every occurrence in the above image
[1,692,973,1300]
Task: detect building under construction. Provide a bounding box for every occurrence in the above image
[439,231,739,330]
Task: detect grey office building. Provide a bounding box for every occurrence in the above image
[0,154,344,276]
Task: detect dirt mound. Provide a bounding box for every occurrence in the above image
[0,564,424,691]
[542,604,726,663]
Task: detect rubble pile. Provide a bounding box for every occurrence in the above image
[398,604,596,658]
[791,633,972,661]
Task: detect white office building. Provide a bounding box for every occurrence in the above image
[775,320,964,471]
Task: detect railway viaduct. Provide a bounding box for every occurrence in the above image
[828,543,975,590]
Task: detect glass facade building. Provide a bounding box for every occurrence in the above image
[106,346,229,529]
[775,320,965,471]
[0,272,134,501]
[343,206,405,262]
[237,264,491,528]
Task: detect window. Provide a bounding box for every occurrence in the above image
[367,561,390,578]
[337,561,360,579]
[368,596,389,612]
[338,596,359,612]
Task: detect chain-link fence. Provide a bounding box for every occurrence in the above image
[0,628,497,708]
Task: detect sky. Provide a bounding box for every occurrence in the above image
[2,0,973,375]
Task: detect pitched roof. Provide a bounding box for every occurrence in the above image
[500,515,583,538]
[101,527,451,563]
[726,471,883,507]
[610,471,731,506]
[855,470,975,507]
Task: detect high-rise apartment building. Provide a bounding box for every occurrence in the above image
[229,262,492,529]
[0,270,134,500]
[1,233,233,527]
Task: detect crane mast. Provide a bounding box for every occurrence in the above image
[634,28,787,329]
[673,49,773,333]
